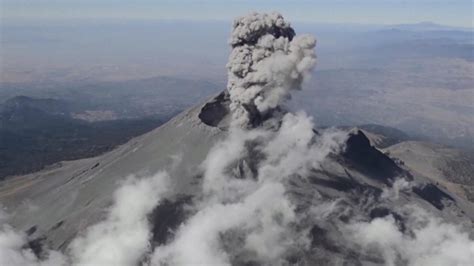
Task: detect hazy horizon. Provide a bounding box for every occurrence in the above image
[2,0,473,28]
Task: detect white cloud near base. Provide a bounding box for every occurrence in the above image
[0,210,66,266]
[347,207,474,266]
[150,111,347,265]
[69,172,170,266]
[0,171,170,266]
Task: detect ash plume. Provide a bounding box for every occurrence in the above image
[150,13,345,265]
[226,12,317,126]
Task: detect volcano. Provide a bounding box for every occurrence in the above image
[1,12,473,266]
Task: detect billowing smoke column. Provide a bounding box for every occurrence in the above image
[226,12,317,126]
[147,13,341,265]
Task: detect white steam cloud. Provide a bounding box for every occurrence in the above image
[0,172,170,266]
[70,172,170,266]
[151,112,347,265]
[381,178,413,200]
[0,223,66,266]
[347,206,474,266]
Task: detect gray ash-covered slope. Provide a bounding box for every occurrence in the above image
[385,141,474,202]
[0,98,221,250]
[1,91,473,264]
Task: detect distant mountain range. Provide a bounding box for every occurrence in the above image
[389,22,473,32]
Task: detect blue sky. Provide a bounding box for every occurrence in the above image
[1,0,473,27]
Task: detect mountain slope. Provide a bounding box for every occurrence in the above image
[1,92,473,265]
[385,141,474,202]
[0,96,167,179]
[0,97,221,250]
